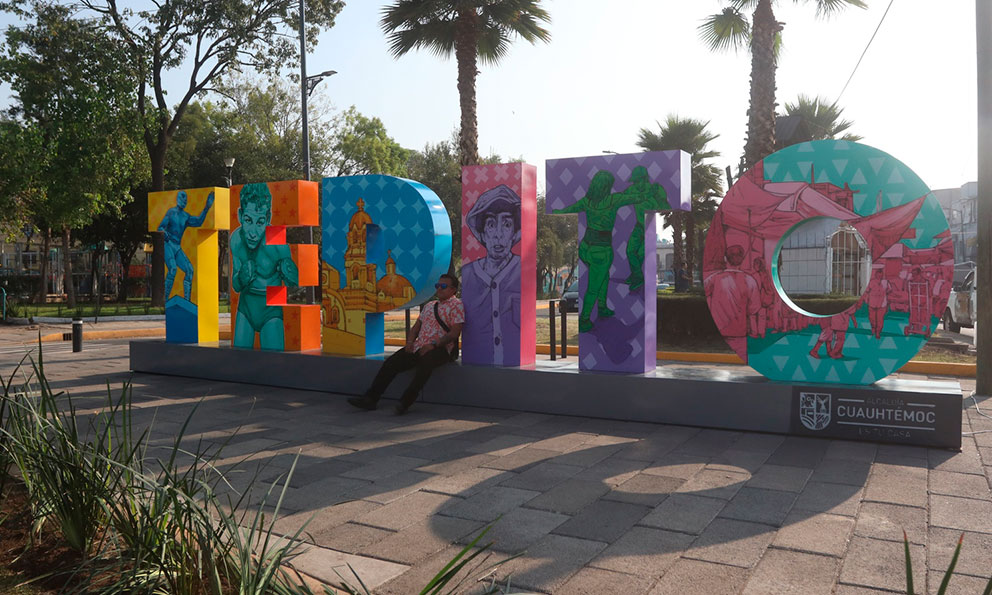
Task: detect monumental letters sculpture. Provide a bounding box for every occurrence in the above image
[460,163,538,367]
[703,140,954,385]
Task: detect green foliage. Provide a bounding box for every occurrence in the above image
[902,531,992,595]
[537,194,577,298]
[637,115,723,201]
[380,0,551,165]
[331,106,411,177]
[0,3,144,233]
[698,0,866,168]
[0,343,519,594]
[781,94,862,142]
[2,348,119,554]
[637,115,723,282]
[0,345,320,593]
[380,0,552,66]
[164,77,410,189]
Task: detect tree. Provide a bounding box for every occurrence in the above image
[165,77,336,189]
[699,0,866,170]
[380,0,551,166]
[77,195,150,303]
[62,0,345,305]
[536,194,576,298]
[330,106,411,177]
[637,115,724,287]
[780,94,862,141]
[0,4,144,306]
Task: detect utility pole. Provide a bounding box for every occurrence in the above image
[300,0,310,183]
[978,0,991,395]
[299,1,335,304]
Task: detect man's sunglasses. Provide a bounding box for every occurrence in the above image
[434,283,450,289]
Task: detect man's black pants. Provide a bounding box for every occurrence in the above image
[364,347,451,408]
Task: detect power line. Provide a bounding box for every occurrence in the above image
[837,0,896,102]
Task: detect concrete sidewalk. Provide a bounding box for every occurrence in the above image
[19,340,992,594]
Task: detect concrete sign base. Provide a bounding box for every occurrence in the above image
[129,341,962,449]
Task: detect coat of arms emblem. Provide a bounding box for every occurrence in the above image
[799,392,831,431]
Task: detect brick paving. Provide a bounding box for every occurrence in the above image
[3,336,990,594]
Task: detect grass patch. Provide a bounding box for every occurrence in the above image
[910,347,977,364]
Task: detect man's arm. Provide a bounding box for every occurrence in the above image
[187,192,215,228]
[406,319,422,351]
[230,233,254,294]
[418,322,462,355]
[552,198,587,215]
[436,323,463,349]
[157,210,171,233]
[275,245,299,287]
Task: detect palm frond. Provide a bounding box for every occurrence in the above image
[781,94,860,141]
[380,0,457,58]
[801,0,868,18]
[384,19,457,59]
[698,7,750,53]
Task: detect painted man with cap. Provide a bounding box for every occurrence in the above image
[461,184,522,366]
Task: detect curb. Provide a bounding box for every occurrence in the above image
[38,328,167,343]
[46,331,977,378]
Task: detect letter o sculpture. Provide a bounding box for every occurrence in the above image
[703,140,953,385]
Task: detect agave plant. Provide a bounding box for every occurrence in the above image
[904,531,992,595]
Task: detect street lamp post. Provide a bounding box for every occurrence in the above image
[977,0,991,395]
[224,157,235,187]
[299,0,335,304]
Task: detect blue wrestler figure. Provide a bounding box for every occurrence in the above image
[158,190,215,300]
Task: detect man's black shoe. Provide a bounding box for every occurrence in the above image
[347,396,376,411]
[393,403,410,416]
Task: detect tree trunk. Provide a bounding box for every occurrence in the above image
[672,213,685,289]
[116,246,138,303]
[685,211,697,286]
[150,141,168,307]
[742,0,782,170]
[454,9,480,167]
[36,228,50,304]
[62,227,76,309]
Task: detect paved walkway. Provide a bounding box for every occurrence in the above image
[2,337,990,594]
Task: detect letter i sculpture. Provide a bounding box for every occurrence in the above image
[149,187,230,343]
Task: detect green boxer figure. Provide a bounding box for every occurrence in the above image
[623,166,670,291]
[230,183,299,350]
[553,171,654,333]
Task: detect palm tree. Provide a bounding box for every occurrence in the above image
[781,94,862,141]
[380,1,551,166]
[699,0,866,170]
[637,115,724,287]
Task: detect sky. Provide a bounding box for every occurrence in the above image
[1,0,980,195]
[303,0,978,194]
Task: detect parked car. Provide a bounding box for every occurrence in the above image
[561,281,579,313]
[943,269,977,332]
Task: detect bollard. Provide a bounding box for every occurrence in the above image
[560,300,567,359]
[549,300,556,361]
[71,317,83,352]
[405,308,411,338]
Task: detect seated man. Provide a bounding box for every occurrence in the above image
[347,274,464,415]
